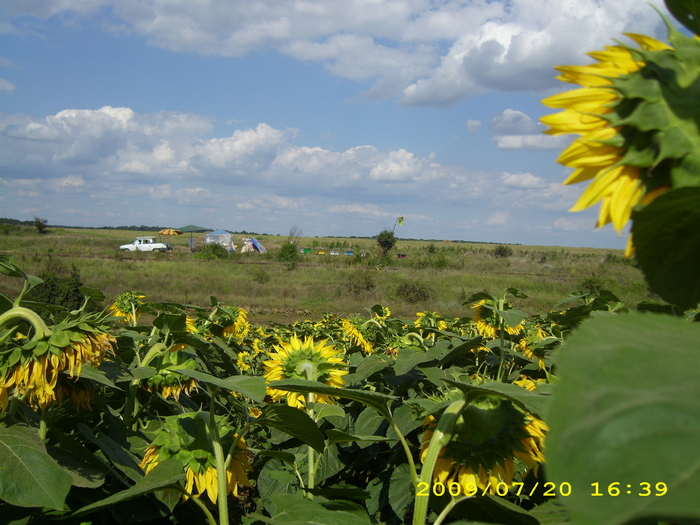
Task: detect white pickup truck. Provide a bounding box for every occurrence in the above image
[119,237,172,252]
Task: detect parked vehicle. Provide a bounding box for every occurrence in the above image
[119,237,171,252]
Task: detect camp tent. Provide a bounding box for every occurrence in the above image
[240,237,267,253]
[205,229,235,252]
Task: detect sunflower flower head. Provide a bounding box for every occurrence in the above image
[421,399,547,496]
[144,351,198,401]
[471,300,523,339]
[0,320,115,411]
[541,24,700,254]
[108,291,146,325]
[139,412,252,504]
[263,335,348,409]
[341,318,374,355]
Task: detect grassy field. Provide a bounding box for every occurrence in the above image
[0,224,653,323]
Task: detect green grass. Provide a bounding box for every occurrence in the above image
[0,226,654,324]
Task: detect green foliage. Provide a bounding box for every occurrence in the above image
[493,244,513,258]
[376,229,397,256]
[33,216,48,235]
[195,242,230,260]
[547,313,700,525]
[278,242,300,264]
[632,187,700,309]
[24,258,97,317]
[396,280,431,303]
[252,266,272,284]
[340,271,376,295]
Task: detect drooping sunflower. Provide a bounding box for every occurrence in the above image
[144,351,198,401]
[263,335,348,409]
[540,28,700,254]
[421,400,547,496]
[0,327,114,411]
[471,300,523,339]
[140,413,252,504]
[341,318,374,355]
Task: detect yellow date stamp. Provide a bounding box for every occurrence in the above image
[415,481,668,498]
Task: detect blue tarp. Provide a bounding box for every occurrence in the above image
[250,237,267,253]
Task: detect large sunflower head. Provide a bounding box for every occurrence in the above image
[421,399,547,496]
[140,412,252,504]
[541,25,700,254]
[263,335,348,409]
[0,321,115,411]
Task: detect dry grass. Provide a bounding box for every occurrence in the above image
[0,226,653,324]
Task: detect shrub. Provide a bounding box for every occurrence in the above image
[493,244,513,258]
[251,267,271,284]
[341,271,376,295]
[33,216,48,234]
[396,281,430,303]
[278,241,300,263]
[195,243,230,260]
[376,229,397,256]
[25,258,98,318]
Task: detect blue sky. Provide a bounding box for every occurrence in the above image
[0,0,673,248]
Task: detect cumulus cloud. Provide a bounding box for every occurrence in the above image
[466,119,481,132]
[2,0,668,106]
[0,78,15,92]
[327,203,391,218]
[489,109,572,150]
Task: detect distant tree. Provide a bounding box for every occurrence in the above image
[375,215,403,257]
[376,229,397,257]
[33,216,48,234]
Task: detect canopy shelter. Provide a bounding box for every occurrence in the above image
[205,229,235,252]
[158,228,183,236]
[177,225,210,250]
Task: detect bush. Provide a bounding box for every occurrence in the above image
[195,243,230,260]
[251,267,271,284]
[493,244,513,258]
[278,242,300,263]
[33,216,48,234]
[396,281,430,303]
[341,271,376,295]
[25,258,98,318]
[376,229,397,256]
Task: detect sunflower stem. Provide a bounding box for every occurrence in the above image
[390,419,419,487]
[124,343,168,429]
[208,386,229,525]
[433,495,471,525]
[38,407,48,441]
[302,363,316,499]
[0,307,52,340]
[412,400,466,525]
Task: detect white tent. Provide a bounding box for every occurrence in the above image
[205,229,235,252]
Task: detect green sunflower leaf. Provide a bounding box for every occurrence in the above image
[665,0,700,37]
[546,312,700,525]
[173,369,266,402]
[0,424,72,510]
[254,404,325,453]
[270,379,397,420]
[442,379,552,420]
[251,492,371,525]
[71,458,185,517]
[632,187,700,309]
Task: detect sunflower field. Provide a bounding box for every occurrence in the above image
[3,1,700,524]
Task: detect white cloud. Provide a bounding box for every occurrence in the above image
[489,109,541,135]
[493,134,570,150]
[500,172,546,189]
[327,203,391,218]
[2,0,668,106]
[553,216,596,231]
[485,211,508,226]
[0,78,15,92]
[466,119,481,132]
